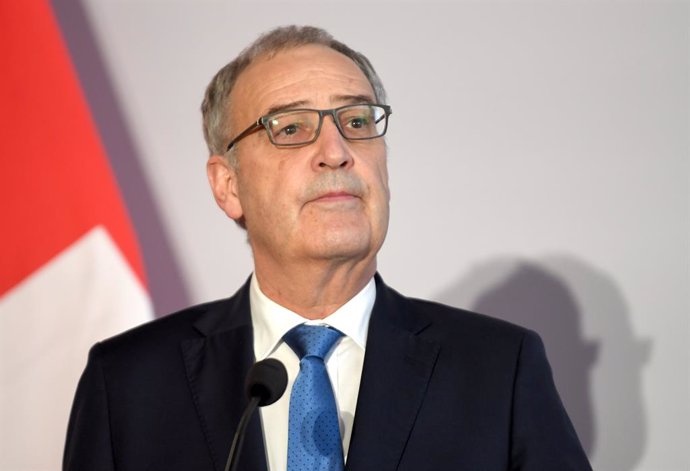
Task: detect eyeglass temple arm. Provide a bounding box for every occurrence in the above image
[226,118,263,152]
[375,107,391,125]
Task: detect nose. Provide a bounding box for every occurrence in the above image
[311,115,354,171]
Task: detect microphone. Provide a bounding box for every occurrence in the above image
[224,358,288,471]
[245,358,288,407]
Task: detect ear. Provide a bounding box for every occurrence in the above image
[207,155,244,221]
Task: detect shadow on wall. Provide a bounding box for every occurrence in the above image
[435,255,650,471]
[51,0,191,316]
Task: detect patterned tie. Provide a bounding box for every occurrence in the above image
[284,324,344,471]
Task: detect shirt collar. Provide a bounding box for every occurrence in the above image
[250,273,376,360]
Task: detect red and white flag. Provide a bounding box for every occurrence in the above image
[0,2,153,469]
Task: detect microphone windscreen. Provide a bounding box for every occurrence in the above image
[245,358,288,407]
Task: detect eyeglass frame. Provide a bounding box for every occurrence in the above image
[225,103,392,152]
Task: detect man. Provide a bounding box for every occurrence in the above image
[64,25,592,471]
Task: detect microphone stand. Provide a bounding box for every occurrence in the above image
[223,358,287,471]
[224,396,260,471]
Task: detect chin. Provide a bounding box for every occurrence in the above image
[308,231,373,261]
[299,217,386,261]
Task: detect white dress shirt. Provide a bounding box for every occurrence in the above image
[249,274,375,471]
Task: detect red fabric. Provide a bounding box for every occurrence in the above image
[0,0,146,295]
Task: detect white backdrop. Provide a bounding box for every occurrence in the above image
[68,1,689,470]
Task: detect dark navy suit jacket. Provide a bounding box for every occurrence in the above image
[64,275,592,470]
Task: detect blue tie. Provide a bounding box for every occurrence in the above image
[284,324,344,471]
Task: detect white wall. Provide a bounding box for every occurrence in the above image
[77,1,689,469]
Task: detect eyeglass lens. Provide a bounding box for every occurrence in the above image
[266,104,388,146]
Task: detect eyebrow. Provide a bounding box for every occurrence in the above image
[264,100,310,116]
[331,94,377,105]
[263,94,377,116]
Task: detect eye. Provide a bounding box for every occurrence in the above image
[270,118,307,138]
[340,108,376,136]
[279,123,300,136]
[268,112,317,145]
[347,116,369,129]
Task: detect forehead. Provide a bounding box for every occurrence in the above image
[230,44,376,120]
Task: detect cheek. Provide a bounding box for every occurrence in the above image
[375,162,391,228]
[371,155,391,202]
[372,144,389,183]
[251,163,303,223]
[236,166,274,222]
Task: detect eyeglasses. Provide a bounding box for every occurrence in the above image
[226,103,392,151]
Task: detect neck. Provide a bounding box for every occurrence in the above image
[253,257,377,320]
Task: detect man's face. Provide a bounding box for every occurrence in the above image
[213,45,390,269]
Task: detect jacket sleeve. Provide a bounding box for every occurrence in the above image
[63,343,116,471]
[510,330,593,470]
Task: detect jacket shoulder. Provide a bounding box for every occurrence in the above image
[413,296,529,335]
[102,298,224,344]
[379,280,532,342]
[95,276,252,362]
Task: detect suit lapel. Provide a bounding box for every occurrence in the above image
[346,277,440,471]
[180,280,268,471]
[179,275,436,471]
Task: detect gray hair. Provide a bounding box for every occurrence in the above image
[201,25,388,158]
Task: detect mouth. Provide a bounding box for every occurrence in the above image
[303,175,366,207]
[305,190,363,210]
[312,191,358,202]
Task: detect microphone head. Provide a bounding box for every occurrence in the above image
[245,358,288,407]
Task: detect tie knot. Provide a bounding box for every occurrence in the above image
[284,324,343,360]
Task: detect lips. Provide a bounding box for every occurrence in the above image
[314,191,356,201]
